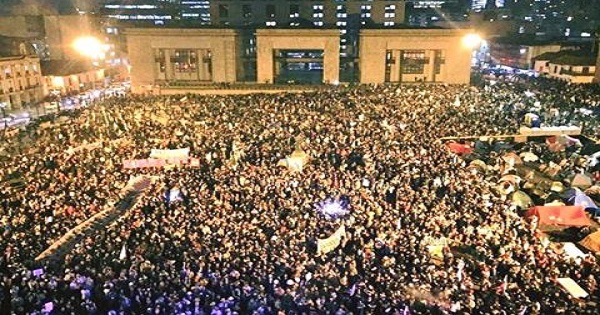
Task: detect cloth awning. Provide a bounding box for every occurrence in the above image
[527,205,590,227]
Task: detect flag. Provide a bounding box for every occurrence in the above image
[348,283,357,296]
[119,244,127,260]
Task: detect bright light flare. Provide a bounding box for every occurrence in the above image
[462,33,482,49]
[73,36,105,59]
[316,199,349,219]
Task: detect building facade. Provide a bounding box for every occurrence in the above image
[534,51,597,84]
[126,27,473,92]
[0,55,43,110]
[359,28,472,84]
[125,28,241,93]
[41,60,106,95]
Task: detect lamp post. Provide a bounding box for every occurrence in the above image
[73,36,107,91]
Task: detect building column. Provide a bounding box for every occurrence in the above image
[423,50,435,82]
[390,50,401,83]
[323,38,340,84]
[164,49,173,82]
[257,43,274,84]
[200,49,211,81]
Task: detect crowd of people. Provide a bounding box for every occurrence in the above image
[0,78,599,315]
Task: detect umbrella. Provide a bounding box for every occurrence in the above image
[562,187,581,200]
[511,191,533,209]
[520,152,539,162]
[499,174,522,187]
[502,152,523,165]
[474,140,490,153]
[468,159,487,171]
[493,141,514,152]
[579,231,600,253]
[550,181,565,193]
[570,174,593,189]
[572,192,598,209]
[497,181,515,195]
[447,142,473,155]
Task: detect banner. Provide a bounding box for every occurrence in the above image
[149,148,190,160]
[317,225,345,255]
[123,158,200,169]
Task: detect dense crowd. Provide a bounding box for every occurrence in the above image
[0,78,599,315]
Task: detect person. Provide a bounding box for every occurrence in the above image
[0,80,598,314]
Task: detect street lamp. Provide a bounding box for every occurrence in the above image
[462,33,483,49]
[73,36,107,60]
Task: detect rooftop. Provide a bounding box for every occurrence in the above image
[41,60,96,76]
[535,50,597,66]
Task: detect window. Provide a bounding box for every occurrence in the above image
[361,13,371,18]
[242,5,252,18]
[384,21,395,26]
[173,50,197,73]
[401,50,427,74]
[266,21,277,26]
[313,13,324,18]
[361,5,371,10]
[218,4,228,18]
[314,21,323,26]
[289,4,299,18]
[385,12,395,18]
[336,21,347,26]
[582,67,589,74]
[266,4,275,18]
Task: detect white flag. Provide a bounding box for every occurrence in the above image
[119,244,127,260]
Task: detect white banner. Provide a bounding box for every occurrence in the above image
[317,225,346,255]
[149,148,190,160]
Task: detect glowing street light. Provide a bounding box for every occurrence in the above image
[73,36,107,60]
[462,33,483,49]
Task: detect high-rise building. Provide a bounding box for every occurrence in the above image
[102,0,407,82]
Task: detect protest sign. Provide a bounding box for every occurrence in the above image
[149,148,190,160]
[317,225,346,255]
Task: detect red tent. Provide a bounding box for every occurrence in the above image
[446,142,473,155]
[527,206,590,227]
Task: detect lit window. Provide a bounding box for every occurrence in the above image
[361,13,371,18]
[266,21,276,26]
[385,13,395,18]
[313,13,324,18]
[314,21,323,26]
[336,21,347,26]
[384,21,395,26]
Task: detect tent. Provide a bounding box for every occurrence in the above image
[511,191,533,209]
[570,192,597,209]
[502,152,523,165]
[527,205,590,227]
[446,142,473,155]
[579,231,600,253]
[469,159,487,171]
[570,174,593,189]
[520,152,539,162]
